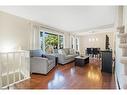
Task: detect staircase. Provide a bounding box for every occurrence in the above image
[117,26,127,65]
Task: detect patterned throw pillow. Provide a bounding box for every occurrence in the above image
[69,49,74,55]
[58,49,66,55]
[63,48,69,55]
[62,50,67,55]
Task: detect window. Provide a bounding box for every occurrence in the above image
[40,32,44,51]
[76,38,79,51]
[59,35,64,49]
[45,32,58,54]
[40,31,64,54]
[71,36,75,49]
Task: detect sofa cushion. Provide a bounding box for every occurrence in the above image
[63,48,69,55]
[65,55,75,60]
[30,49,43,57]
[69,49,75,55]
[58,49,66,55]
[74,54,78,57]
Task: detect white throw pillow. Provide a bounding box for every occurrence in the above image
[58,49,66,55]
[69,49,74,55]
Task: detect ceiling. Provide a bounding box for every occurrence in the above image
[0,6,116,32]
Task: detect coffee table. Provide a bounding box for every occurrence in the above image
[75,56,89,67]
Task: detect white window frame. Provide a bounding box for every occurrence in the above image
[39,29,65,53]
[76,37,79,51]
[70,36,75,49]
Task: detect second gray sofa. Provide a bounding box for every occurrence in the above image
[58,48,78,64]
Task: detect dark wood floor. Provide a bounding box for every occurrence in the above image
[14,58,116,89]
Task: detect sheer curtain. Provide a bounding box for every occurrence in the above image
[29,23,40,50]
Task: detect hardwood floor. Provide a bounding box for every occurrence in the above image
[14,58,116,89]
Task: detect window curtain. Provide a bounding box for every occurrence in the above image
[29,23,40,50]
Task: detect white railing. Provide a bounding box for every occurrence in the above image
[0,50,30,89]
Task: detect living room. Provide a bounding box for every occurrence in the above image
[0,6,127,90]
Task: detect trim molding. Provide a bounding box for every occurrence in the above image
[73,24,114,33]
[115,72,120,89]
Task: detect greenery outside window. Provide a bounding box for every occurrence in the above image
[40,31,64,54]
[45,32,58,53]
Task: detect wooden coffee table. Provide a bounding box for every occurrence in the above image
[75,56,89,67]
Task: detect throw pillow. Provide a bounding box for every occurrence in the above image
[63,48,69,55]
[30,49,43,57]
[41,54,47,58]
[69,49,75,55]
[62,49,67,55]
[58,49,66,55]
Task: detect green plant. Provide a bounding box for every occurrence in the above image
[45,34,58,48]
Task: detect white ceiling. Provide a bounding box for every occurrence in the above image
[0,6,116,32]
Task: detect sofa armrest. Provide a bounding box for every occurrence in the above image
[45,54,56,63]
[57,54,65,58]
[57,54,66,63]
[30,57,49,74]
[45,54,55,59]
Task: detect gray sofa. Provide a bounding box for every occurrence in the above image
[58,48,78,64]
[30,49,56,74]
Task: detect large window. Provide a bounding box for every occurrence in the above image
[45,32,58,53]
[76,38,79,51]
[59,35,64,49]
[40,32,44,51]
[70,36,79,51]
[40,31,64,54]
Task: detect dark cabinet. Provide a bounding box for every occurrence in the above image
[101,51,112,73]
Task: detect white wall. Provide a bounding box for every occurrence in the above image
[79,31,115,53]
[0,11,30,50]
[0,11,70,51]
[64,32,71,48]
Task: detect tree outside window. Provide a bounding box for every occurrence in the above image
[40,31,64,54]
[45,32,58,54]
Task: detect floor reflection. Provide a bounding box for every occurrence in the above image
[48,71,65,89]
[70,68,75,76]
[87,65,101,81]
[14,58,116,89]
